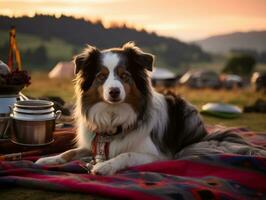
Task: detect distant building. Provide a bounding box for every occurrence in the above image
[179,70,221,89]
[151,68,178,87]
[220,74,243,89]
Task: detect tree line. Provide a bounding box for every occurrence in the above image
[0,14,211,68]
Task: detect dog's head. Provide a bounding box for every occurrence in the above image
[74,42,154,132]
[74,42,154,104]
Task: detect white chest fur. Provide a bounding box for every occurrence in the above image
[88,102,137,133]
[77,91,168,159]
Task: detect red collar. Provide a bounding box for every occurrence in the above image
[91,134,113,162]
[91,125,130,162]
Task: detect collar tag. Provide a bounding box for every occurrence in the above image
[92,134,113,162]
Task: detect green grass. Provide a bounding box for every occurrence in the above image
[160,86,266,131]
[171,86,265,107]
[0,30,81,61]
[203,113,266,131]
[22,72,266,132]
[23,71,75,101]
[172,59,266,74]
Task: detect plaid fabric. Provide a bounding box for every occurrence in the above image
[0,126,265,200]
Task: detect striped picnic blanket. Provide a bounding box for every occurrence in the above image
[0,126,266,200]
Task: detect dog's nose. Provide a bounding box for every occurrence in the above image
[109,87,120,99]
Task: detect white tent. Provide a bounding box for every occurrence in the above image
[151,67,177,87]
[48,61,75,79]
[151,68,176,80]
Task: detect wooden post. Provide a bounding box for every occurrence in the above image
[7,26,22,71]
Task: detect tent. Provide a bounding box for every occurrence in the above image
[220,74,243,89]
[151,68,176,80]
[151,68,178,87]
[179,70,221,89]
[48,61,75,79]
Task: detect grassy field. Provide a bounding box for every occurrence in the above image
[164,86,266,131]
[172,60,266,74]
[22,71,266,131]
[0,30,80,62]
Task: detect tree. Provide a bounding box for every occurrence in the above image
[0,42,9,62]
[222,54,256,76]
[258,51,266,63]
[31,45,48,65]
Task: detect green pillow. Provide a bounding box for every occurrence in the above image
[201,103,242,118]
[201,110,241,118]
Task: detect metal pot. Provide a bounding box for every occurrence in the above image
[10,100,61,146]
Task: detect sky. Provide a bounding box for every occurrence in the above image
[1,0,266,41]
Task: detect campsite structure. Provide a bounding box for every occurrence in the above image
[48,61,75,79]
[179,70,221,89]
[151,67,178,87]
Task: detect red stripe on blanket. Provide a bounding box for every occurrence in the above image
[129,158,266,191]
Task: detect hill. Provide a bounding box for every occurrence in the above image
[194,31,266,54]
[0,15,210,69]
[0,30,77,61]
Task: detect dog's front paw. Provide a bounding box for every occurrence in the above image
[35,155,65,165]
[90,161,118,175]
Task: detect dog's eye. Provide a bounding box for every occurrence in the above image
[96,73,107,82]
[120,72,131,81]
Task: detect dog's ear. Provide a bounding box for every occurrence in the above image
[135,52,154,72]
[122,42,154,71]
[74,45,100,74]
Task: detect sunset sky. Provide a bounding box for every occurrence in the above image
[1,0,266,41]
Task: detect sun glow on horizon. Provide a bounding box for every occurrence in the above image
[1,0,266,41]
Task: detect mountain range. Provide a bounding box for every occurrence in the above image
[194,31,266,54]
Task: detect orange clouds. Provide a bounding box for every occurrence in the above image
[1,0,266,41]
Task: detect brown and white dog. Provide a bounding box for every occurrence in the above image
[35,42,207,175]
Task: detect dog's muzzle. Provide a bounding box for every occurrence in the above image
[108,87,121,103]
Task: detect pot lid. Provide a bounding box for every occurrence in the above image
[13,107,55,114]
[14,100,54,110]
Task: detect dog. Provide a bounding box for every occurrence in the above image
[36,42,208,175]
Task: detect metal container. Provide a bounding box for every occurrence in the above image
[10,100,61,146]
